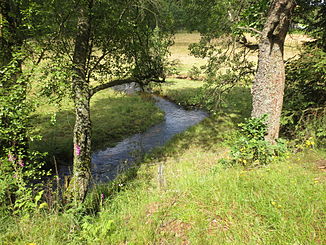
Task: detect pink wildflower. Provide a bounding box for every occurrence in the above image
[18,159,24,167]
[8,153,16,162]
[101,193,105,200]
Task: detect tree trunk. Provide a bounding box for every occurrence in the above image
[64,1,93,203]
[251,0,296,143]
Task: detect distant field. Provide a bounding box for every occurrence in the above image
[169,32,313,75]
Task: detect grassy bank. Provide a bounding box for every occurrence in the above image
[30,90,164,165]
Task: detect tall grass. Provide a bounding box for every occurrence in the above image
[1,83,325,244]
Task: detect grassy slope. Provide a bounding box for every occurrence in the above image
[1,80,325,245]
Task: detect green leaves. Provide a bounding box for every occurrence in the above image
[283,46,326,146]
[220,115,288,167]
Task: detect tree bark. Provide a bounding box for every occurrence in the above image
[251,0,296,143]
[64,0,93,203]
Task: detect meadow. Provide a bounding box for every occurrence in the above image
[168,32,312,76]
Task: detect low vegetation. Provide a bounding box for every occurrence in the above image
[1,14,326,244]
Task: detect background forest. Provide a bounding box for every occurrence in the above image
[0,0,325,244]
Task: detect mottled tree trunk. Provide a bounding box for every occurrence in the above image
[64,1,93,203]
[251,0,296,143]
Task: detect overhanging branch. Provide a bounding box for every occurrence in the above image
[238,26,263,36]
[90,77,165,97]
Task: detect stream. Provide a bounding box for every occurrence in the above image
[61,94,208,182]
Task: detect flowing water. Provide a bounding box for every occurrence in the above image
[61,95,208,182]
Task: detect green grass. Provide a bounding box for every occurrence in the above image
[30,90,164,165]
[157,78,252,122]
[1,121,325,244]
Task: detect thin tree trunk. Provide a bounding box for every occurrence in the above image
[251,0,296,143]
[64,1,93,203]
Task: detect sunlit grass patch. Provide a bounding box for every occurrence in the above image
[78,146,325,245]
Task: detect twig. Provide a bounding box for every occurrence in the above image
[238,26,263,36]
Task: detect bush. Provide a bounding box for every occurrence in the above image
[283,47,326,147]
[221,115,288,167]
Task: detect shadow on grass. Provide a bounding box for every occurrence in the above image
[85,86,252,213]
[31,87,251,213]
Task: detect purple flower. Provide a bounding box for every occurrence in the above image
[18,159,24,167]
[74,144,81,156]
[101,193,105,200]
[8,153,16,162]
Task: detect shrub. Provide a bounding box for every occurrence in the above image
[283,47,326,147]
[221,115,288,167]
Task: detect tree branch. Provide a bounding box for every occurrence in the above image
[238,26,263,36]
[90,77,165,97]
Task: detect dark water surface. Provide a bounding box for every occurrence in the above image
[64,95,208,182]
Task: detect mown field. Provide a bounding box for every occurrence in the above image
[169,32,313,75]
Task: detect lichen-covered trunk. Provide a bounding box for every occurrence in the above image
[251,0,296,143]
[67,80,92,203]
[64,2,92,203]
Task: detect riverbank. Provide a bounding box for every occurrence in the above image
[1,32,325,244]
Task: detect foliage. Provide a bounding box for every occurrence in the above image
[174,0,261,111]
[283,46,326,146]
[193,41,254,111]
[187,66,201,80]
[221,115,288,166]
[0,56,48,215]
[294,1,326,50]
